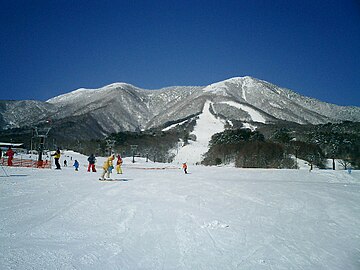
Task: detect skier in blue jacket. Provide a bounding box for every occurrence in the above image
[73,160,79,171]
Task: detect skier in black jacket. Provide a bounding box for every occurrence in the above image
[87,154,97,172]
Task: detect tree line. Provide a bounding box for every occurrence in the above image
[202,122,360,169]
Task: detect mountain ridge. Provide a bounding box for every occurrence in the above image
[1,76,359,140]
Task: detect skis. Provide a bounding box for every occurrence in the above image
[99,178,128,181]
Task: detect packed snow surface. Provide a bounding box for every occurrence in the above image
[0,151,359,270]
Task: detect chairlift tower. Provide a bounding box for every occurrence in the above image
[131,145,138,163]
[106,139,116,156]
[34,126,51,167]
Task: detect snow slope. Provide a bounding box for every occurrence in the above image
[0,151,359,270]
[172,100,225,164]
[219,101,266,123]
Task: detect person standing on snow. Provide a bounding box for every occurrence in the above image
[51,147,61,169]
[87,154,97,172]
[100,154,115,180]
[116,154,123,174]
[6,147,14,166]
[182,162,188,174]
[73,160,79,171]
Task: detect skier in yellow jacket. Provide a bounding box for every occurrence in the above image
[100,154,115,180]
[116,154,123,174]
[51,148,61,169]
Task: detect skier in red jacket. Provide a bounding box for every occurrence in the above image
[6,147,14,166]
[182,162,188,174]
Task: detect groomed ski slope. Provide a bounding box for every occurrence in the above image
[172,100,225,164]
[0,152,359,270]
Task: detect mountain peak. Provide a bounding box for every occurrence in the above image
[102,82,138,90]
[202,76,258,96]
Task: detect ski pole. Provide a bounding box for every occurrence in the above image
[0,164,9,177]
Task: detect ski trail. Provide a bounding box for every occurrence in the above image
[173,100,225,164]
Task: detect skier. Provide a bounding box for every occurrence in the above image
[73,160,79,171]
[348,165,352,174]
[87,154,97,172]
[182,162,188,174]
[6,147,14,166]
[100,154,115,180]
[64,160,68,167]
[116,154,123,174]
[51,147,61,169]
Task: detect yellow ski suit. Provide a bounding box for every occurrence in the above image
[101,155,115,179]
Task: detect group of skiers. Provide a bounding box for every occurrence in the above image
[2,147,188,177]
[99,154,123,180]
[49,149,124,178]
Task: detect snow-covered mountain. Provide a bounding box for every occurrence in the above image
[1,76,359,139]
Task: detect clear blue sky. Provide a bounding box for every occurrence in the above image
[1,0,359,106]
